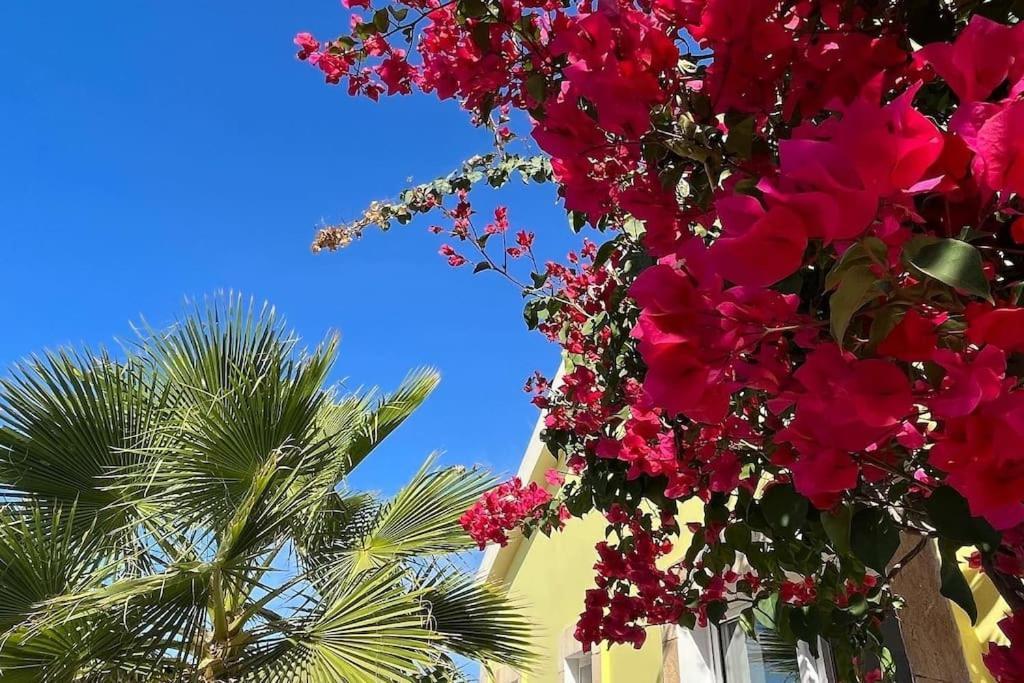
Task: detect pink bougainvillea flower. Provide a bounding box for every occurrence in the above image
[877,309,939,361]
[931,387,1024,528]
[985,612,1024,683]
[966,303,1024,352]
[789,447,860,510]
[544,468,566,486]
[917,15,1024,103]
[929,346,1007,419]
[709,194,808,286]
[293,32,320,61]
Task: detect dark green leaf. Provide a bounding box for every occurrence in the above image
[850,509,900,573]
[759,484,808,539]
[938,540,977,624]
[459,0,490,18]
[908,238,992,301]
[724,522,752,552]
[525,73,547,103]
[724,116,755,158]
[926,486,1001,552]
[829,265,878,346]
[594,239,618,268]
[822,504,852,556]
[372,9,391,32]
[705,600,728,625]
[825,237,887,291]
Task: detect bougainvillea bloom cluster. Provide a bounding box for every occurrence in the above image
[302,1,1024,680]
[458,477,552,549]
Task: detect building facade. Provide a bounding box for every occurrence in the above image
[479,417,1009,683]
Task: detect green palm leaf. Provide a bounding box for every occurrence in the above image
[244,567,437,683]
[420,574,535,668]
[129,295,337,531]
[348,455,493,571]
[0,351,166,537]
[343,368,440,475]
[0,296,531,681]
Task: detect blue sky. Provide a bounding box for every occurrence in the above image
[0,1,576,494]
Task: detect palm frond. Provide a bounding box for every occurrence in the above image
[348,455,493,572]
[292,491,380,575]
[25,560,212,672]
[0,502,110,631]
[420,574,536,669]
[128,294,337,530]
[342,368,440,476]
[243,567,437,683]
[0,350,166,537]
[0,296,531,680]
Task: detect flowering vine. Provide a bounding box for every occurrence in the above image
[300,0,1024,680]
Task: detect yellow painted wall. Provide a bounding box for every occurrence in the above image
[486,506,1008,683]
[487,499,704,683]
[491,513,664,683]
[952,565,1009,683]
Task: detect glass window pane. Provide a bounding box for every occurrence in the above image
[719,621,802,683]
[565,653,593,683]
[579,658,592,682]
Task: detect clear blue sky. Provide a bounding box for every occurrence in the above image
[0,1,575,494]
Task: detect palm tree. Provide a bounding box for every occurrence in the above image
[0,296,532,682]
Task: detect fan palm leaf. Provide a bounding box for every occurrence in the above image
[242,567,437,683]
[0,351,166,540]
[420,574,535,667]
[347,455,493,572]
[0,295,533,681]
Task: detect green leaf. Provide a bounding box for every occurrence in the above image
[867,305,903,350]
[459,0,490,18]
[420,575,535,667]
[724,522,752,552]
[373,9,391,31]
[925,486,1001,552]
[705,600,728,625]
[724,116,755,158]
[759,484,808,539]
[825,237,887,291]
[908,238,992,301]
[938,540,977,624]
[829,264,879,346]
[473,261,492,274]
[522,298,548,330]
[844,592,868,617]
[850,509,900,573]
[348,455,494,571]
[821,504,852,556]
[525,72,547,103]
[754,593,779,631]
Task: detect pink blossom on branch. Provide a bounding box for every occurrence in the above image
[302,0,1024,678]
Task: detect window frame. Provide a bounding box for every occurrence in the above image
[564,650,595,683]
[559,627,602,683]
[674,603,834,683]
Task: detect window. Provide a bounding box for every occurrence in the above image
[560,627,600,683]
[716,619,829,683]
[674,611,910,683]
[565,651,594,683]
[675,614,831,683]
